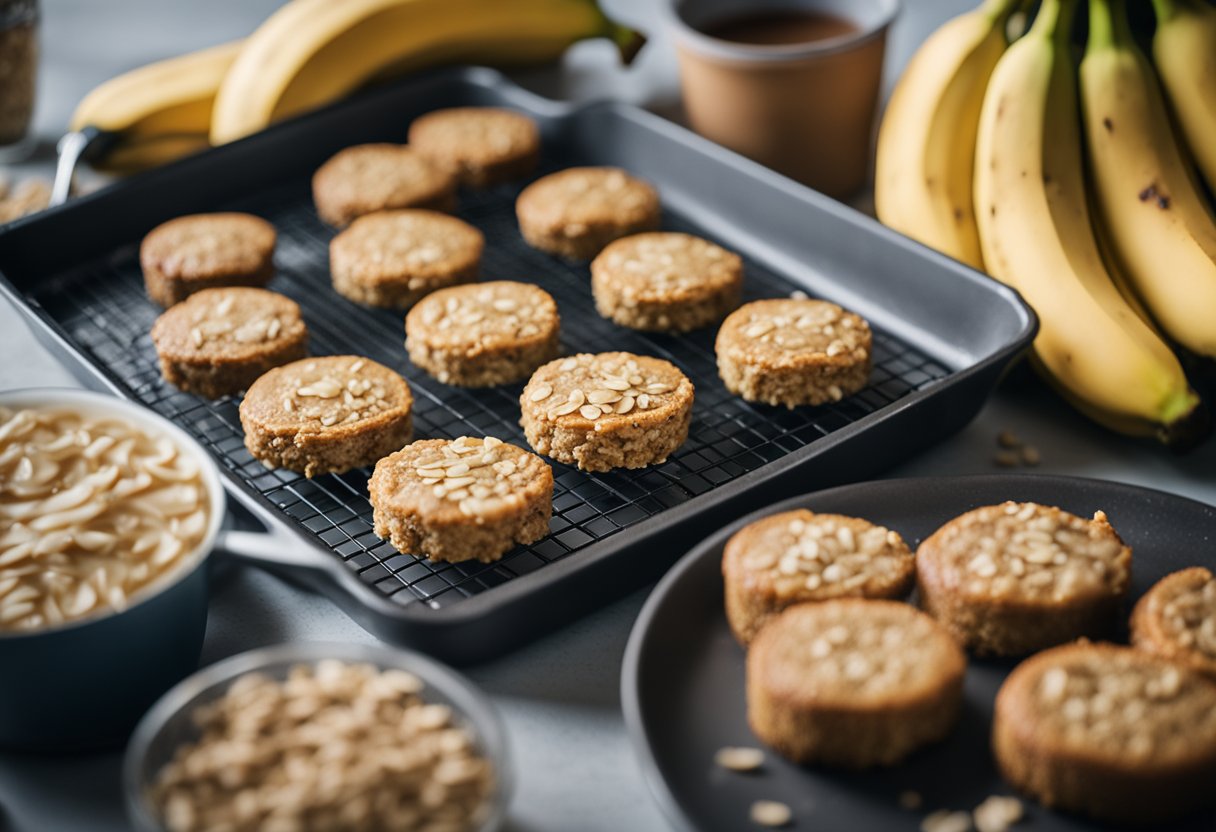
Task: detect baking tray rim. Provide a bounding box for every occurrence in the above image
[0,67,1038,629]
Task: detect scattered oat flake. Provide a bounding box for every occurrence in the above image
[921,809,972,832]
[996,430,1020,449]
[993,450,1019,468]
[1020,445,1041,466]
[899,790,924,810]
[973,796,1022,832]
[750,800,792,827]
[714,746,764,772]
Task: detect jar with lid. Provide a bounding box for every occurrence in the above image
[0,0,38,162]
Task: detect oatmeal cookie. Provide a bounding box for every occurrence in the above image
[369,435,553,564]
[312,143,456,227]
[408,107,540,187]
[151,287,308,398]
[519,352,693,472]
[405,281,559,386]
[140,212,276,307]
[1132,567,1216,681]
[239,356,413,477]
[516,167,660,260]
[591,232,743,333]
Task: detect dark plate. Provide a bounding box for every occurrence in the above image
[621,474,1216,831]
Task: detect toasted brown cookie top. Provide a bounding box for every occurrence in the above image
[141,212,276,281]
[1133,567,1216,676]
[516,167,659,238]
[521,351,692,427]
[151,287,306,361]
[330,210,484,288]
[717,299,871,368]
[241,355,412,433]
[408,107,539,183]
[407,281,558,353]
[920,502,1131,603]
[312,144,455,227]
[592,232,742,304]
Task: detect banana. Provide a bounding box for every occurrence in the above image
[1081,0,1216,361]
[211,0,642,145]
[973,0,1205,445]
[874,0,1021,271]
[69,41,241,139]
[1151,0,1216,192]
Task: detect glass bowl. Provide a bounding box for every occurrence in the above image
[123,640,512,831]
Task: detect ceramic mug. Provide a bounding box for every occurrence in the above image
[665,0,900,199]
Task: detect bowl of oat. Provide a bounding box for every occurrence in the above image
[124,641,510,832]
[0,388,225,751]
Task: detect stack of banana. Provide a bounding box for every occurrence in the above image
[69,0,641,173]
[876,0,1216,447]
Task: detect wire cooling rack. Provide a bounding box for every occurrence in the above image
[29,167,950,613]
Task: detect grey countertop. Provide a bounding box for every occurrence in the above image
[1,1,1214,830]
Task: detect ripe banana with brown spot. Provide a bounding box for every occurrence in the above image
[1081,0,1216,361]
[1151,0,1216,193]
[974,0,1206,446]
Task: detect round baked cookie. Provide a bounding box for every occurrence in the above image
[716,298,872,408]
[1132,567,1216,681]
[747,599,966,769]
[151,287,308,399]
[515,167,660,260]
[591,232,743,333]
[239,356,413,478]
[329,210,483,309]
[369,435,553,564]
[994,641,1216,824]
[916,502,1132,657]
[405,281,559,387]
[140,212,276,307]
[722,509,915,645]
[312,143,456,227]
[407,107,540,187]
[519,352,694,472]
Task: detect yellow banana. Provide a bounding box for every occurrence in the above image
[874,0,1021,271]
[1151,0,1216,192]
[211,0,642,145]
[974,0,1205,445]
[1081,0,1216,360]
[69,41,241,138]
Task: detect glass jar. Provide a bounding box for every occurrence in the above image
[0,0,38,162]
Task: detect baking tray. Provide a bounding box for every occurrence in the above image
[0,68,1035,664]
[621,474,1216,831]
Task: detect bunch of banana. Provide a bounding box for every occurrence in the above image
[877,0,1213,447]
[874,0,1022,271]
[974,0,1202,445]
[1080,0,1216,361]
[1151,0,1216,192]
[69,0,642,172]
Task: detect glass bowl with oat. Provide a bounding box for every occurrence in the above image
[124,641,511,832]
[0,388,226,750]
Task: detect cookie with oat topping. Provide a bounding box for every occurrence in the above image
[715,298,872,408]
[151,287,308,399]
[519,351,694,472]
[369,435,553,564]
[916,502,1132,657]
[747,599,966,769]
[312,143,456,227]
[140,212,276,307]
[405,281,559,387]
[591,232,743,333]
[330,210,483,310]
[408,107,540,187]
[515,167,660,260]
[723,509,915,645]
[994,641,1216,824]
[1132,567,1216,681]
[239,356,413,478]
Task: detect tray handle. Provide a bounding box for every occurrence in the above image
[213,527,331,573]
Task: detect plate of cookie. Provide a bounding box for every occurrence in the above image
[622,473,1216,831]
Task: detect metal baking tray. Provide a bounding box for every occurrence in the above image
[0,68,1035,664]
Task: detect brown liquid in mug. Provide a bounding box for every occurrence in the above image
[699,10,858,46]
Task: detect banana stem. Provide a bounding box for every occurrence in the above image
[1149,0,1178,24]
[1086,0,1132,52]
[979,0,1027,21]
[1029,0,1079,42]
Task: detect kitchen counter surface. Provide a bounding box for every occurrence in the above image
[1,1,1213,830]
